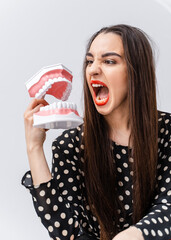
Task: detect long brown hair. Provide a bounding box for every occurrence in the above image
[82,25,158,239]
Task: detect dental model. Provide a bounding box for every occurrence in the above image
[26,64,72,100]
[26,64,83,129]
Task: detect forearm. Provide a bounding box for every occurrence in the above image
[27,146,51,185]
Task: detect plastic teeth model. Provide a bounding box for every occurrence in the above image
[33,101,82,129]
[26,64,83,129]
[25,64,72,100]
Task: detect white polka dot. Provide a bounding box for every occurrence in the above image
[161,187,166,192]
[38,206,44,211]
[45,214,51,220]
[151,229,156,236]
[163,165,168,171]
[56,174,60,180]
[75,147,79,153]
[60,213,66,219]
[46,198,51,204]
[158,217,163,223]
[129,157,134,162]
[59,182,64,188]
[47,182,51,188]
[48,226,53,232]
[124,176,129,182]
[117,167,122,173]
[124,204,129,210]
[162,205,168,210]
[39,190,45,197]
[72,186,77,191]
[116,154,121,159]
[68,143,73,148]
[161,199,167,203]
[164,216,169,222]
[53,205,58,211]
[119,195,123,201]
[54,221,60,228]
[60,140,64,144]
[123,162,128,168]
[52,145,56,150]
[167,190,171,196]
[54,153,59,158]
[62,190,68,195]
[151,218,157,224]
[76,136,79,141]
[68,218,73,225]
[70,235,74,240]
[143,229,149,235]
[158,175,162,180]
[166,178,170,183]
[52,189,56,195]
[74,220,79,228]
[157,230,163,236]
[68,178,73,182]
[68,196,73,201]
[121,149,127,154]
[144,220,150,224]
[81,144,84,149]
[58,196,63,202]
[59,161,64,166]
[164,228,169,234]
[160,128,165,133]
[64,133,69,138]
[64,169,69,174]
[64,150,69,154]
[125,190,130,196]
[118,181,123,187]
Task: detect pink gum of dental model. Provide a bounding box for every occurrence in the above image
[34,108,79,116]
[28,69,72,100]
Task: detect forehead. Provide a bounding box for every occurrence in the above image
[89,32,124,56]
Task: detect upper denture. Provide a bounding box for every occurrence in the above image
[26,64,73,100]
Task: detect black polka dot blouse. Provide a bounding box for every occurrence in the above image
[22,111,171,240]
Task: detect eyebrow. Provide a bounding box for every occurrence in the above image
[86,52,122,58]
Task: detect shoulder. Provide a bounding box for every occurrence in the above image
[157,110,170,156]
[52,124,84,154]
[158,110,171,134]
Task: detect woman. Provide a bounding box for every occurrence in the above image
[22,25,171,240]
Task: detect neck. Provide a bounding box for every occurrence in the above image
[104,104,131,145]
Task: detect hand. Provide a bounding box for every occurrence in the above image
[24,98,49,151]
[112,226,144,240]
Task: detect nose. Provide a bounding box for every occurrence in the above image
[87,61,101,76]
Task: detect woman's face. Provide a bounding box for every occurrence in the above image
[86,32,128,117]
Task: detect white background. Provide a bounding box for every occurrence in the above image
[0,0,171,239]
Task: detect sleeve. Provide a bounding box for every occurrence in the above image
[134,112,171,240]
[21,130,83,240]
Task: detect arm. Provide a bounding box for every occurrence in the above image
[22,104,82,239]
[113,112,171,240]
[24,98,51,185]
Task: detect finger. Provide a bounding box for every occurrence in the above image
[30,103,44,114]
[27,98,49,111]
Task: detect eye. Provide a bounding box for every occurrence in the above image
[85,59,93,66]
[104,59,116,64]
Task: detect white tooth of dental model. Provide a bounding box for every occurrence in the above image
[26,63,83,129]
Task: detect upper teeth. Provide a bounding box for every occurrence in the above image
[35,77,71,99]
[92,84,103,87]
[39,101,77,111]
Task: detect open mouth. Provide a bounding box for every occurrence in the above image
[91,80,109,106]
